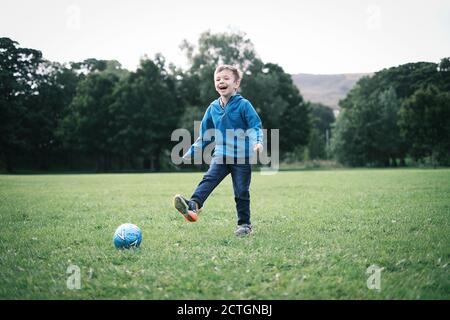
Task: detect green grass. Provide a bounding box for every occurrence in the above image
[0,169,449,299]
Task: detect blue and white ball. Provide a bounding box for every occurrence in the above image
[113,223,142,249]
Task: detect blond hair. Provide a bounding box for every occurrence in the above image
[214,64,242,83]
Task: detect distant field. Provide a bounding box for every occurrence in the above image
[0,169,449,299]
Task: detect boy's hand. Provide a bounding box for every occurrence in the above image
[253,143,264,153]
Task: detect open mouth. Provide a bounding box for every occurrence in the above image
[218,85,228,90]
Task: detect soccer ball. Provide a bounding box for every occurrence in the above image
[113,223,142,249]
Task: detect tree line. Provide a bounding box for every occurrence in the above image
[331,59,450,167]
[1,31,321,172]
[1,31,448,172]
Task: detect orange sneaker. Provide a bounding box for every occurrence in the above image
[173,194,200,222]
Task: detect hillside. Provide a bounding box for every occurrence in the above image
[291,73,373,111]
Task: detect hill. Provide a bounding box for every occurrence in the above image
[292,73,373,112]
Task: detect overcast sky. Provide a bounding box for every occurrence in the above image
[1,0,449,74]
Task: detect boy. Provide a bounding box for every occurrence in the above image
[174,64,263,236]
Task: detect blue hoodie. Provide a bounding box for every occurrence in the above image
[184,93,263,160]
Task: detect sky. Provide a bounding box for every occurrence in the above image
[1,0,449,74]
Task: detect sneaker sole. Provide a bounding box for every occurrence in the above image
[173,195,198,222]
[235,231,252,237]
[235,227,252,237]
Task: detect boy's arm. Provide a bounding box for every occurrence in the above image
[182,106,215,160]
[243,101,263,148]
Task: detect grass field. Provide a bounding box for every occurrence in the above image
[0,169,449,299]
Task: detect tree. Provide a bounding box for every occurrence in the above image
[377,87,408,166]
[331,88,367,166]
[58,72,120,171]
[20,61,82,169]
[180,30,263,108]
[0,37,43,171]
[331,60,449,167]
[308,103,335,159]
[437,57,450,92]
[70,58,108,73]
[181,30,311,158]
[248,63,310,155]
[399,85,450,166]
[109,55,182,170]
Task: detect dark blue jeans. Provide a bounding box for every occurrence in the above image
[191,159,252,226]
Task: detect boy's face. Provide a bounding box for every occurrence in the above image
[214,69,240,98]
